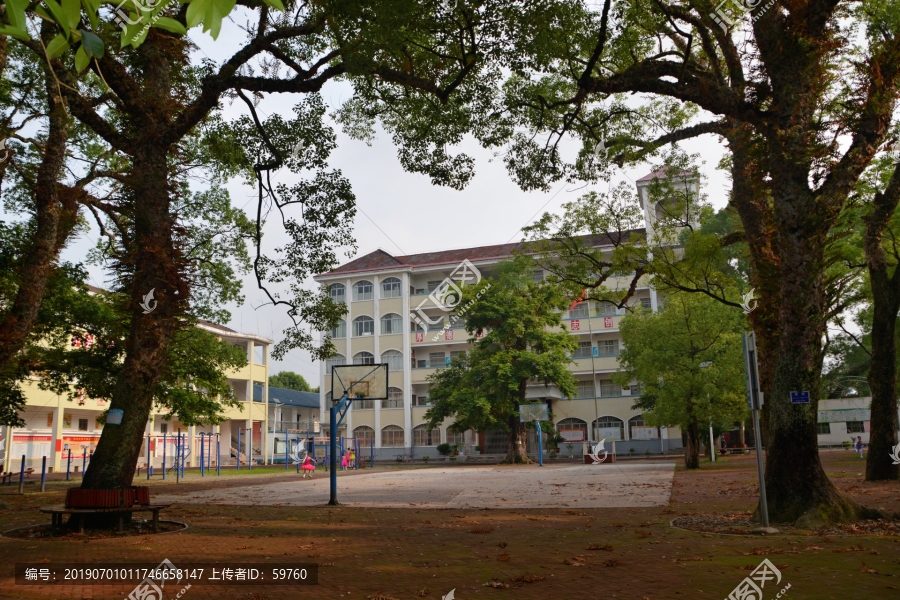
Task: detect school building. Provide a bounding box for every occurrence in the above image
[313,171,695,459]
[0,318,285,473]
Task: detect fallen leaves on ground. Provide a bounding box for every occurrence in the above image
[470,526,493,534]
[861,563,878,574]
[586,544,613,551]
[511,574,544,583]
[497,553,510,562]
[483,581,510,588]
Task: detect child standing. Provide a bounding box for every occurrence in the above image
[341,451,349,470]
[855,436,864,458]
[301,454,316,478]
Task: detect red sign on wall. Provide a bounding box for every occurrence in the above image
[415,332,424,342]
[570,319,580,331]
[444,329,454,341]
[604,317,614,328]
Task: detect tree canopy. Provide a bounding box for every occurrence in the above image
[269,371,316,393]
[425,258,578,463]
[614,291,748,469]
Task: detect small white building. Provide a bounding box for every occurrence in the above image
[817,397,878,447]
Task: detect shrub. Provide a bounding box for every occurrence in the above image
[422,455,430,463]
[437,443,452,456]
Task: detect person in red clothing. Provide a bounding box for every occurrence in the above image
[301,453,316,478]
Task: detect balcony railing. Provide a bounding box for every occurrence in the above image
[269,419,320,433]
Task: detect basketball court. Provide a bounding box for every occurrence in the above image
[156,462,676,508]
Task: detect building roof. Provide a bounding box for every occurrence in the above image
[197,319,237,333]
[268,386,320,408]
[635,169,694,183]
[317,230,645,278]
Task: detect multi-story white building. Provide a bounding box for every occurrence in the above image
[314,171,690,458]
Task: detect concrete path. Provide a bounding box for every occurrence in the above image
[155,462,675,509]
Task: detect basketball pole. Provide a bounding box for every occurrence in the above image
[329,391,351,505]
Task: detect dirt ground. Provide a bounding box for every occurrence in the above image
[1,450,898,599]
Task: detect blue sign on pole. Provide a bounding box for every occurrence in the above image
[790,391,810,404]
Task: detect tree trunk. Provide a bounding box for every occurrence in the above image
[684,421,700,469]
[0,71,76,373]
[505,414,530,464]
[863,164,900,481]
[81,30,189,497]
[761,178,879,526]
[81,138,188,492]
[738,421,746,446]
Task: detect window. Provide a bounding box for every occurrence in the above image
[449,315,465,329]
[598,379,622,397]
[629,382,641,395]
[353,351,374,365]
[78,418,88,431]
[573,341,592,358]
[381,313,403,335]
[160,423,168,434]
[329,283,346,303]
[816,422,831,434]
[254,343,266,365]
[447,428,465,446]
[354,426,375,443]
[253,381,265,402]
[629,415,652,439]
[532,269,544,283]
[640,297,652,310]
[381,277,402,298]
[557,418,587,441]
[570,380,595,399]
[414,395,430,406]
[356,399,374,409]
[427,280,443,292]
[598,339,619,355]
[597,301,617,316]
[325,354,346,374]
[429,352,446,367]
[410,319,427,332]
[381,425,405,447]
[381,350,403,371]
[846,421,865,433]
[352,315,375,337]
[593,416,624,440]
[382,387,403,409]
[449,350,467,364]
[570,302,590,318]
[413,424,440,446]
[329,319,346,339]
[353,280,374,301]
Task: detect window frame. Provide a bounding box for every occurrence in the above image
[380,313,403,335]
[353,351,375,365]
[381,425,405,447]
[413,424,440,446]
[352,315,375,337]
[381,349,403,371]
[325,354,346,374]
[328,283,346,302]
[381,277,402,298]
[329,318,346,339]
[352,280,374,301]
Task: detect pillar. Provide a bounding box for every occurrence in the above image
[50,406,64,472]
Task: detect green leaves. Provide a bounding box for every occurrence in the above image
[79,29,104,58]
[185,0,236,40]
[0,0,30,39]
[152,17,187,35]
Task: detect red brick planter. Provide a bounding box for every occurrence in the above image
[65,487,151,508]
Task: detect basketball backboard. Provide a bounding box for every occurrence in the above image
[331,363,389,401]
[519,403,549,422]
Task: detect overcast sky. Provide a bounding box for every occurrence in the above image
[50,16,730,386]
